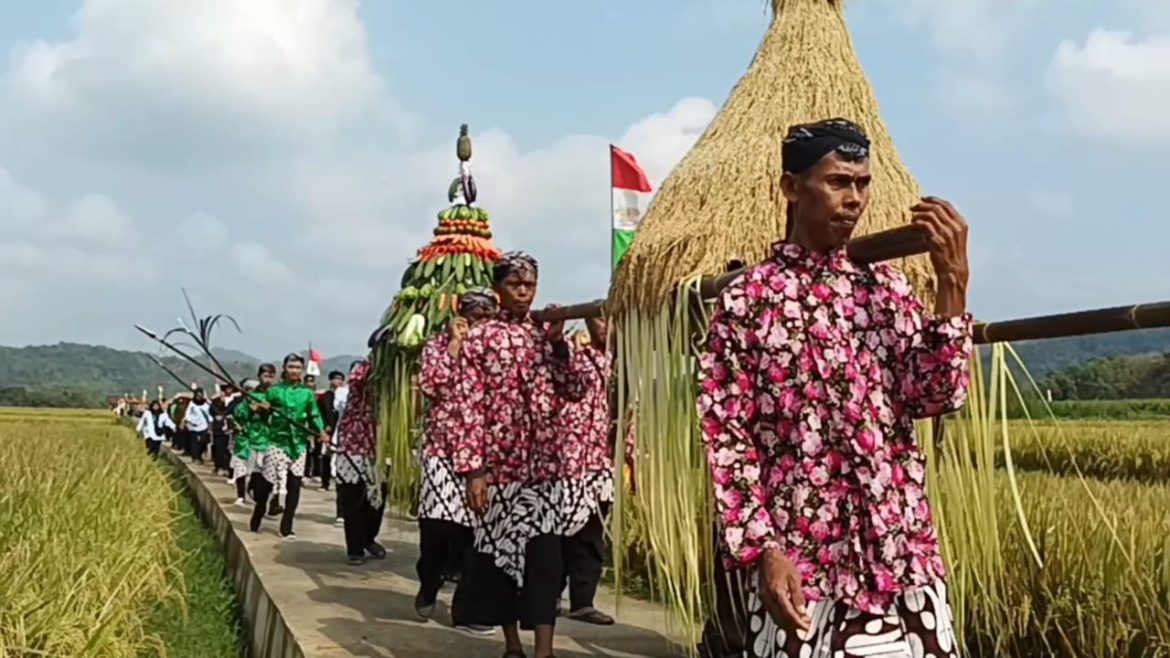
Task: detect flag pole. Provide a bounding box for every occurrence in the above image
[608,144,616,281]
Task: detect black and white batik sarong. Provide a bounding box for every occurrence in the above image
[540,470,612,538]
[745,576,958,658]
[334,452,385,507]
[471,482,549,587]
[230,453,250,481]
[253,445,306,492]
[418,454,471,526]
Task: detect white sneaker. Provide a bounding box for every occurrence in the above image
[334,517,345,527]
[233,498,246,507]
[456,624,495,636]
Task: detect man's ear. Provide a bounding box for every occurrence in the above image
[779,171,800,204]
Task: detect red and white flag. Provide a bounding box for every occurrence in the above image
[306,346,323,377]
[610,145,653,269]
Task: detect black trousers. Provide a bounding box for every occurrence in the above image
[249,474,274,532]
[174,430,189,454]
[562,505,609,611]
[306,444,321,479]
[211,432,231,471]
[146,440,162,458]
[461,534,562,630]
[187,430,209,462]
[697,543,748,657]
[416,519,473,605]
[248,472,301,536]
[319,450,333,490]
[338,482,387,557]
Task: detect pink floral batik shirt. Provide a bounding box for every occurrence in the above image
[452,312,587,485]
[419,332,461,460]
[697,242,974,614]
[555,345,613,478]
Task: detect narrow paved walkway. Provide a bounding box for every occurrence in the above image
[173,446,684,657]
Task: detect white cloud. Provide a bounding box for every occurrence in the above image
[3,0,402,165]
[1048,29,1170,145]
[880,0,1038,62]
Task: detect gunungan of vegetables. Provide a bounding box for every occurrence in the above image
[389,124,500,349]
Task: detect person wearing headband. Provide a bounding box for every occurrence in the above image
[249,353,327,539]
[411,288,499,633]
[450,251,589,658]
[697,118,973,657]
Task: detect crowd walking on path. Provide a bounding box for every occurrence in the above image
[133,117,975,658]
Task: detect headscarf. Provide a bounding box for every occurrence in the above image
[458,287,498,317]
[336,360,375,458]
[492,250,538,285]
[781,118,870,175]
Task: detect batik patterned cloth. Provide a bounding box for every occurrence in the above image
[745,575,957,658]
[452,311,587,584]
[697,241,973,616]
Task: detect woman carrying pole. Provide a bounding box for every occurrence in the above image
[452,251,586,658]
[333,358,389,564]
[137,399,175,459]
[414,288,499,632]
[553,320,616,626]
[697,119,973,657]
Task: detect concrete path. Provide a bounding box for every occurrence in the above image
[168,445,686,658]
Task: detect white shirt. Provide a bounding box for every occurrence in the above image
[184,401,213,432]
[137,410,175,442]
[331,385,349,445]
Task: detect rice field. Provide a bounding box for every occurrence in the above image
[0,407,242,657]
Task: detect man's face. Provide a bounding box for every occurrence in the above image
[495,271,537,316]
[305,375,316,389]
[782,152,871,251]
[285,361,304,383]
[259,371,276,387]
[329,375,344,390]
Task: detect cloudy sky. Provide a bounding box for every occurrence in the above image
[0,0,1166,358]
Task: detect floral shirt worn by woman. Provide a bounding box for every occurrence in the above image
[417,332,472,524]
[419,333,462,461]
[697,242,973,615]
[554,343,621,512]
[452,311,587,583]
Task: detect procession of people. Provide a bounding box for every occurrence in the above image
[132,116,974,658]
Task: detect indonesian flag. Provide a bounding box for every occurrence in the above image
[306,347,323,377]
[610,145,652,269]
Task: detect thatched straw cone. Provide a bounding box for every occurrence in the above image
[609,0,934,313]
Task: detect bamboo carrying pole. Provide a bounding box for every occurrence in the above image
[532,226,1170,345]
[534,225,930,323]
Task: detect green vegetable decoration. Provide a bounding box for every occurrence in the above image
[381,123,500,349]
[370,123,501,514]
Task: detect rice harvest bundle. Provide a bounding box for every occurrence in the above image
[371,124,501,510]
[604,0,1009,648]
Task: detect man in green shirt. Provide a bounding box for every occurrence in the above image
[233,364,276,517]
[251,353,327,539]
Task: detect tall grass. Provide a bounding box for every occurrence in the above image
[0,412,176,656]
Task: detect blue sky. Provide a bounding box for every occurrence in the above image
[0,0,1167,357]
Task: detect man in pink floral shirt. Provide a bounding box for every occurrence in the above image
[697,118,973,658]
[452,251,586,658]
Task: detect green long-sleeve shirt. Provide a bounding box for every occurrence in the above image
[265,381,324,460]
[232,392,271,458]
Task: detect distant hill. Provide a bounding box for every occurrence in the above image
[0,342,363,406]
[1,328,1166,409]
[992,327,1170,377]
